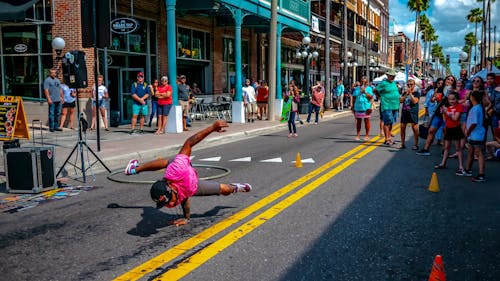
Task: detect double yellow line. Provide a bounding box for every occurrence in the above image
[115,118,412,281]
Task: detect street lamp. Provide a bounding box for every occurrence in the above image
[51,37,65,75]
[341,51,356,86]
[296,36,320,100]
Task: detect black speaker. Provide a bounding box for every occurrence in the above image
[81,0,111,48]
[62,51,88,88]
[4,147,57,193]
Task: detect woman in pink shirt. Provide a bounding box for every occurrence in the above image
[124,120,252,226]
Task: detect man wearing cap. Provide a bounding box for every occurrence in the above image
[130,72,150,134]
[178,75,191,131]
[124,120,252,226]
[374,69,400,145]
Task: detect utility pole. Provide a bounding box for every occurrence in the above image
[365,0,370,79]
[268,0,278,121]
[325,0,331,109]
[342,0,348,82]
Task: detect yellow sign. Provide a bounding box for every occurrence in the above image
[0,96,30,141]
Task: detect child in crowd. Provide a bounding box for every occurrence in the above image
[464,91,487,182]
[434,91,465,175]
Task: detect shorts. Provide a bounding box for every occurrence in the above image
[179,100,189,117]
[157,104,172,116]
[132,103,148,116]
[62,101,76,108]
[93,100,105,108]
[381,109,398,125]
[444,125,465,141]
[400,110,418,124]
[194,180,220,196]
[245,102,258,114]
[468,139,485,148]
[430,115,444,129]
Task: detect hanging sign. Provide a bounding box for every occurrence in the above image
[0,96,30,141]
[14,44,28,53]
[110,17,139,34]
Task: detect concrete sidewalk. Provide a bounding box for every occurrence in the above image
[1,109,353,183]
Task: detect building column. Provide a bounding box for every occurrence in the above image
[226,6,248,123]
[166,0,182,133]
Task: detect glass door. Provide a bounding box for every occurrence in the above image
[120,68,143,123]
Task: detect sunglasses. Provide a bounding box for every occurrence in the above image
[473,80,481,83]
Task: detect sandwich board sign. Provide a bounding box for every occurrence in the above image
[0,96,30,141]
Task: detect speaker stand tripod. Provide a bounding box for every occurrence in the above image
[56,92,110,182]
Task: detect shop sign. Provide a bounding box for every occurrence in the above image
[110,17,139,34]
[14,44,28,53]
[311,16,319,33]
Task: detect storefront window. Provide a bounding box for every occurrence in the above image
[177,27,209,60]
[2,26,38,54]
[222,38,249,92]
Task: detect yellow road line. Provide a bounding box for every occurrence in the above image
[155,137,388,280]
[114,137,383,281]
[116,114,415,281]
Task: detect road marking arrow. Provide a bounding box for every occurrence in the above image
[260,157,283,163]
[199,156,222,162]
[229,157,252,162]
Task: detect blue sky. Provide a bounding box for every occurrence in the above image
[389,0,499,76]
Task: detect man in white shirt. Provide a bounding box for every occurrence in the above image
[242,79,257,123]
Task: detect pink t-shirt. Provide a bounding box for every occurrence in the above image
[163,154,198,206]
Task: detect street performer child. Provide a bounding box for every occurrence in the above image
[124,120,252,226]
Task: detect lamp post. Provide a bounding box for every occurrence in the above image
[296,36,319,102]
[340,51,356,86]
[51,37,66,75]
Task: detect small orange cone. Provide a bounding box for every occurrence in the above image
[428,255,446,281]
[428,172,440,192]
[295,152,303,168]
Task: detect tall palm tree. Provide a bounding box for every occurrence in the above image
[419,14,431,76]
[464,32,477,73]
[477,0,496,64]
[466,8,483,68]
[407,0,430,73]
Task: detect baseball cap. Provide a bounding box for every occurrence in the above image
[150,180,172,209]
[137,72,144,77]
[179,75,186,79]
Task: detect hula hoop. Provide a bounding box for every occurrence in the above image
[106,164,231,184]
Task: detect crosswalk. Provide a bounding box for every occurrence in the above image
[189,155,316,165]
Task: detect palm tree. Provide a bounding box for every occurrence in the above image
[419,14,431,76]
[407,0,430,73]
[477,0,496,65]
[464,32,477,73]
[466,8,483,68]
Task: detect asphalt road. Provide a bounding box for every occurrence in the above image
[1,112,499,281]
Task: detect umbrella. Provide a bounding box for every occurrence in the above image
[472,66,500,84]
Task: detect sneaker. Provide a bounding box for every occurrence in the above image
[232,183,252,192]
[299,120,304,125]
[455,169,466,176]
[138,129,144,134]
[416,149,431,156]
[463,170,473,177]
[125,159,139,175]
[129,129,136,135]
[471,175,486,182]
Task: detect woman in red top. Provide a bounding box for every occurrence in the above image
[256,80,269,120]
[435,91,466,174]
[155,76,173,135]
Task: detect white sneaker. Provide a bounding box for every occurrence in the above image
[125,159,139,175]
[232,183,252,192]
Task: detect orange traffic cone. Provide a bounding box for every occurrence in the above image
[428,172,440,192]
[295,152,303,168]
[428,255,446,281]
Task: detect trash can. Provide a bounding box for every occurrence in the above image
[299,97,310,114]
[110,110,120,127]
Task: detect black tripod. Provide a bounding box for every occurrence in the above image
[56,90,110,182]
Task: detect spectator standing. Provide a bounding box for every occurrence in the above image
[351,77,374,140]
[434,91,465,174]
[191,83,202,95]
[256,80,269,120]
[459,69,473,90]
[306,81,325,124]
[335,80,345,110]
[90,75,109,131]
[178,75,191,130]
[464,90,487,182]
[130,72,149,134]
[374,69,400,145]
[485,73,499,131]
[148,79,159,128]
[399,79,421,149]
[286,84,300,138]
[155,76,172,135]
[242,79,257,123]
[43,68,64,132]
[59,82,76,130]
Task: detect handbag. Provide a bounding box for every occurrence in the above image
[418,115,430,139]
